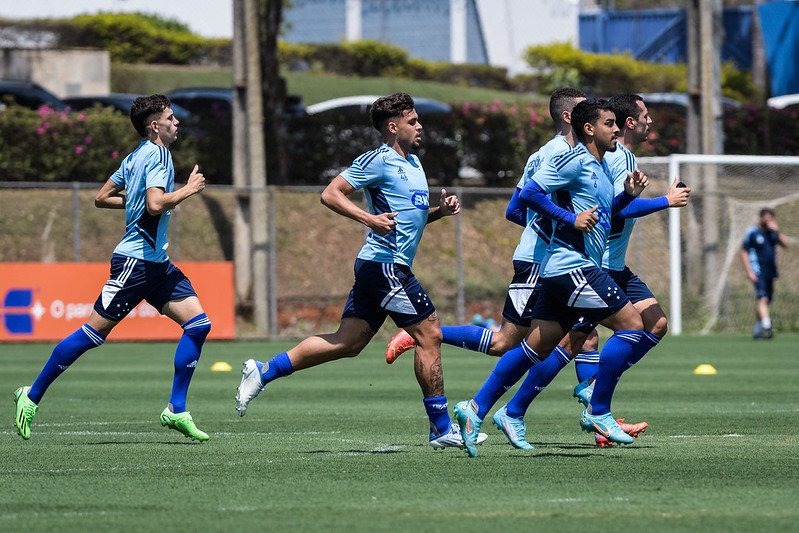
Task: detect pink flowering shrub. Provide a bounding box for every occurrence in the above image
[0,105,137,182]
[2,99,797,186]
[0,103,206,183]
[451,100,550,185]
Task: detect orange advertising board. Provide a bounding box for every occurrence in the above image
[0,262,235,341]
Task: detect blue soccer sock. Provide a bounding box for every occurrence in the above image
[423,396,451,436]
[169,314,211,413]
[259,352,294,384]
[589,331,645,416]
[574,350,599,383]
[506,346,572,418]
[472,340,541,419]
[440,325,493,354]
[623,330,660,370]
[29,324,106,404]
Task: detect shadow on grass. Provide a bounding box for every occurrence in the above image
[301,449,406,455]
[78,440,208,446]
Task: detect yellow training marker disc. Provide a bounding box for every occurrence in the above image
[211,361,233,372]
[693,364,717,375]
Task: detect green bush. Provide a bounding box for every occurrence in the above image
[280,100,552,187]
[525,41,686,96]
[278,40,512,89]
[0,105,137,182]
[0,103,209,183]
[3,98,796,185]
[524,42,758,103]
[452,101,551,184]
[2,13,232,65]
[62,13,208,64]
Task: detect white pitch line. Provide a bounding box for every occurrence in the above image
[668,434,745,438]
[0,458,273,475]
[545,497,629,504]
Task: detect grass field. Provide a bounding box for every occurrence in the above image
[111,64,546,106]
[2,334,797,532]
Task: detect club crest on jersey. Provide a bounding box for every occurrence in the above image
[410,189,429,209]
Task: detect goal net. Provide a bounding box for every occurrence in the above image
[636,155,799,335]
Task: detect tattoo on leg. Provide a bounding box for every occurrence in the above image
[360,326,374,339]
[426,311,439,323]
[416,356,445,397]
[428,358,444,396]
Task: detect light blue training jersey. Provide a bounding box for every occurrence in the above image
[602,142,638,271]
[512,135,572,263]
[531,142,617,277]
[341,144,430,267]
[110,141,174,263]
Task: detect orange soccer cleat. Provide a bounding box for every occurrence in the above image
[616,418,648,438]
[593,418,648,447]
[385,329,415,364]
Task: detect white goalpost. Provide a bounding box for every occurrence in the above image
[665,154,799,335]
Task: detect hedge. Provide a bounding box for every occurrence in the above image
[3,98,797,187]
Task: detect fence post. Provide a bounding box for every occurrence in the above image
[455,186,465,325]
[72,182,80,262]
[669,155,683,335]
[171,206,180,261]
[268,187,278,337]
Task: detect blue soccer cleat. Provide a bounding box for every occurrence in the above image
[580,409,634,444]
[573,378,594,407]
[454,400,483,457]
[492,405,534,450]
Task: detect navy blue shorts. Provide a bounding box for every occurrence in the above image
[93,254,197,321]
[342,259,436,333]
[753,277,774,302]
[607,266,655,304]
[502,260,541,328]
[533,266,630,334]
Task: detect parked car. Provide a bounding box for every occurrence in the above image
[167,87,307,121]
[64,93,192,121]
[0,80,65,110]
[638,92,742,112]
[767,93,799,110]
[305,95,452,116]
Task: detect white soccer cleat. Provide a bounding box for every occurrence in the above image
[235,358,265,417]
[429,422,488,450]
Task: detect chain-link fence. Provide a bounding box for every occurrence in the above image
[3,154,798,338]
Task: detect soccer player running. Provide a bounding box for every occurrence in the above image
[564,94,691,445]
[384,88,589,364]
[487,94,690,451]
[454,99,649,457]
[741,208,788,339]
[14,94,212,442]
[487,94,690,450]
[235,92,480,450]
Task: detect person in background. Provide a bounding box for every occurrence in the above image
[741,208,788,339]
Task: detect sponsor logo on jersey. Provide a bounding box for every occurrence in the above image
[410,190,429,209]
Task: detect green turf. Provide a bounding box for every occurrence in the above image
[111,64,546,106]
[2,334,797,532]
